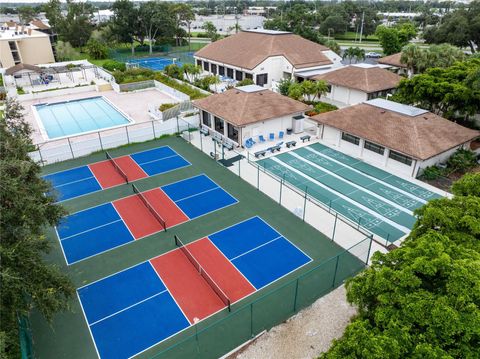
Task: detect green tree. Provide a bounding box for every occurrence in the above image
[172,4,194,48]
[451,172,480,197]
[18,6,37,24]
[111,0,140,55]
[277,78,293,96]
[325,40,341,55]
[375,25,401,55]
[0,98,74,358]
[288,82,303,100]
[55,40,79,61]
[301,80,329,102]
[181,63,201,83]
[85,38,108,60]
[57,1,94,48]
[164,64,183,80]
[319,15,347,36]
[343,47,365,64]
[202,21,220,42]
[138,1,174,54]
[43,0,62,32]
[423,1,480,53]
[392,57,480,121]
[322,173,480,358]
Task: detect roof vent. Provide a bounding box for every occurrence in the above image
[380,110,386,114]
[423,116,429,120]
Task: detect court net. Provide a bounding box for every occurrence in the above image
[132,184,167,232]
[105,152,129,184]
[174,235,231,311]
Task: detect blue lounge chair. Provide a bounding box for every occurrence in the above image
[279,131,284,139]
[269,133,275,141]
[259,135,266,142]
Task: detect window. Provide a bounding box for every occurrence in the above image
[211,64,217,75]
[226,68,234,78]
[202,111,211,127]
[196,59,202,67]
[389,150,413,166]
[227,123,239,142]
[256,73,268,86]
[214,116,224,134]
[245,73,253,80]
[327,85,332,93]
[219,66,225,76]
[235,70,243,81]
[341,132,360,145]
[203,61,210,71]
[364,141,385,155]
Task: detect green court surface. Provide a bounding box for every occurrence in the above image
[310,143,441,201]
[31,137,368,359]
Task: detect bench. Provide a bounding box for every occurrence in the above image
[200,127,209,136]
[223,142,234,151]
[267,145,281,153]
[254,150,266,158]
[300,135,311,143]
[286,140,297,148]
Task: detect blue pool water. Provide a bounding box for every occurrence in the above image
[35,97,131,139]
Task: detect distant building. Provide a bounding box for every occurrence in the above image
[378,53,408,76]
[311,99,479,177]
[311,64,402,106]
[0,25,55,68]
[93,10,114,23]
[244,7,276,16]
[194,30,342,89]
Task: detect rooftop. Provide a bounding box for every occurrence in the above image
[378,53,407,68]
[311,100,479,160]
[0,27,48,40]
[312,65,402,93]
[195,30,332,70]
[193,87,310,127]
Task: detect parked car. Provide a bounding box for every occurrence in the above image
[366,52,382,58]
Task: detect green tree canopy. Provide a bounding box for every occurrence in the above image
[322,173,480,359]
[0,99,74,358]
[392,57,480,121]
[202,21,220,42]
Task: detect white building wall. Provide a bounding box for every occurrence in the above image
[242,113,300,144]
[326,85,368,106]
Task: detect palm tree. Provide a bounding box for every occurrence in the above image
[182,63,201,83]
[343,47,365,64]
[400,43,422,78]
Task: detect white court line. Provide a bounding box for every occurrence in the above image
[271,157,410,233]
[89,290,168,327]
[135,153,180,166]
[54,175,96,188]
[230,236,282,262]
[60,219,123,241]
[175,186,220,203]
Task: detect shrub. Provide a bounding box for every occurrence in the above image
[164,64,183,80]
[159,103,176,112]
[236,78,254,87]
[447,148,477,172]
[277,78,293,96]
[154,73,208,100]
[102,60,126,72]
[113,68,155,84]
[421,166,443,180]
[85,38,109,60]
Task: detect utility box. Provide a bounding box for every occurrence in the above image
[292,115,305,134]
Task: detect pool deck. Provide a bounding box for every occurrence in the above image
[20,89,179,144]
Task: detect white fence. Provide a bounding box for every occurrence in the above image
[30,114,199,165]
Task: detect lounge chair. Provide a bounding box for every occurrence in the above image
[259,135,266,143]
[269,133,275,141]
[279,131,284,139]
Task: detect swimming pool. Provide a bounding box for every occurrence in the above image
[34,96,132,139]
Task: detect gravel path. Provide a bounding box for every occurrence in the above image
[233,285,356,359]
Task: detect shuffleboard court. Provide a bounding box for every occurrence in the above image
[56,174,237,264]
[310,143,441,201]
[43,146,190,201]
[77,217,312,359]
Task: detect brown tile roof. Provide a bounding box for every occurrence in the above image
[311,101,480,160]
[5,63,42,76]
[30,19,50,30]
[378,53,407,68]
[193,87,310,127]
[312,65,402,93]
[195,30,332,70]
[4,21,17,27]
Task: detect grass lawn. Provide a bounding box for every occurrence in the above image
[334,31,379,42]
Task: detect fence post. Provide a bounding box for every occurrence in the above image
[38,147,44,165]
[250,304,254,337]
[151,120,156,139]
[366,234,373,264]
[331,255,340,288]
[97,131,103,151]
[385,233,390,248]
[238,157,241,177]
[67,137,75,159]
[188,123,192,143]
[176,116,179,134]
[357,217,362,230]
[302,187,308,222]
[279,178,283,205]
[200,129,203,152]
[293,278,299,312]
[257,165,260,190]
[332,213,338,241]
[125,126,130,144]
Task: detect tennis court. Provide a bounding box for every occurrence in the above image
[77,217,311,359]
[56,174,238,264]
[258,143,441,242]
[43,146,190,201]
[127,57,183,71]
